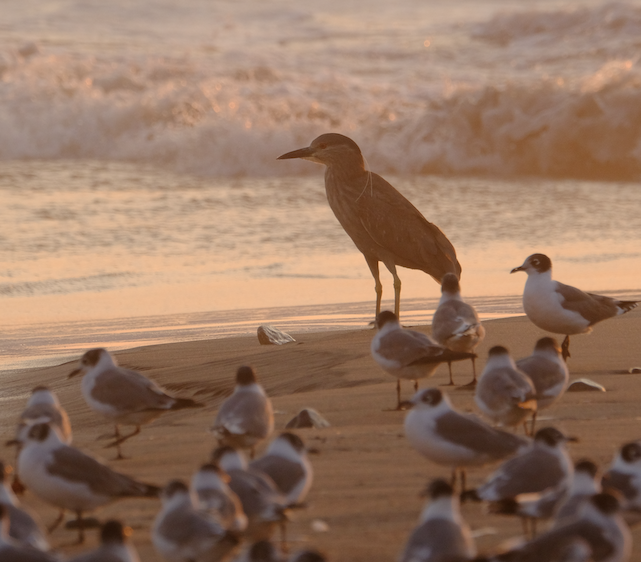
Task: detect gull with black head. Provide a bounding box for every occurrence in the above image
[404,387,529,492]
[431,272,485,386]
[15,423,160,543]
[212,366,274,459]
[511,253,639,361]
[278,133,461,320]
[69,520,140,562]
[372,311,476,410]
[69,348,203,460]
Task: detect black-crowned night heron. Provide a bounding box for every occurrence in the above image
[278,133,461,320]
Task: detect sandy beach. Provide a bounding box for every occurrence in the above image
[1,309,640,560]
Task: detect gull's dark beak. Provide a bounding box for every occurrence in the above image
[510,265,525,274]
[565,435,579,443]
[277,146,314,160]
[68,368,82,379]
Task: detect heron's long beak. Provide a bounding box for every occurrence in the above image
[277,146,314,160]
[68,368,82,379]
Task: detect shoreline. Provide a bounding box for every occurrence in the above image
[0,310,640,560]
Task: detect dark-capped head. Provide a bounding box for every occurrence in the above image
[28,423,51,443]
[575,459,598,478]
[290,550,327,562]
[511,253,552,275]
[210,445,238,465]
[414,388,444,408]
[162,480,189,499]
[236,366,257,386]
[488,345,509,357]
[441,272,461,295]
[101,520,128,544]
[534,337,562,354]
[375,310,399,330]
[279,432,305,453]
[534,427,577,447]
[69,348,108,378]
[278,133,364,170]
[621,441,641,463]
[422,478,454,500]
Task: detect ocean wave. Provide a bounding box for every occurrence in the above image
[1,2,641,180]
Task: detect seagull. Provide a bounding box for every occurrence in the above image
[69,348,203,459]
[8,386,73,495]
[69,520,140,562]
[15,423,160,543]
[431,272,485,386]
[474,346,537,433]
[152,480,239,562]
[468,427,576,504]
[190,464,247,532]
[0,460,49,551]
[16,386,72,444]
[278,133,461,320]
[404,387,529,492]
[399,479,476,562]
[489,459,600,535]
[0,505,59,562]
[488,493,631,562]
[511,253,639,361]
[211,366,274,458]
[288,551,326,562]
[250,433,313,508]
[372,311,477,409]
[602,441,641,522]
[516,337,570,434]
[211,446,288,542]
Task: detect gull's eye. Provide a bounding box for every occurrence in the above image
[318,143,327,150]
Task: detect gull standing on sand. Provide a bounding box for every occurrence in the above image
[278,133,461,319]
[69,348,203,459]
[431,272,485,386]
[191,464,247,532]
[15,423,160,543]
[250,432,313,508]
[399,479,476,562]
[516,337,569,434]
[511,253,639,361]
[489,493,631,562]
[0,460,49,551]
[153,480,239,562]
[212,366,274,458]
[212,446,288,542]
[468,427,576,504]
[372,311,476,409]
[69,520,140,562]
[602,441,641,517]
[404,388,529,491]
[0,505,59,562]
[15,386,72,444]
[474,346,537,433]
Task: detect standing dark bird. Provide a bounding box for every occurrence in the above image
[278,133,461,319]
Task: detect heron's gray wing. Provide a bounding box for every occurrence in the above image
[481,448,564,499]
[377,329,442,366]
[250,456,305,495]
[435,411,528,459]
[400,519,473,562]
[214,391,273,439]
[92,368,175,413]
[48,446,157,497]
[358,173,460,278]
[555,282,620,325]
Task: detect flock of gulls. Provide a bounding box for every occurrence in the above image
[2,133,640,562]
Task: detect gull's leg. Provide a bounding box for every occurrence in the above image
[561,335,571,361]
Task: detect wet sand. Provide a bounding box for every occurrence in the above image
[2,310,641,560]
